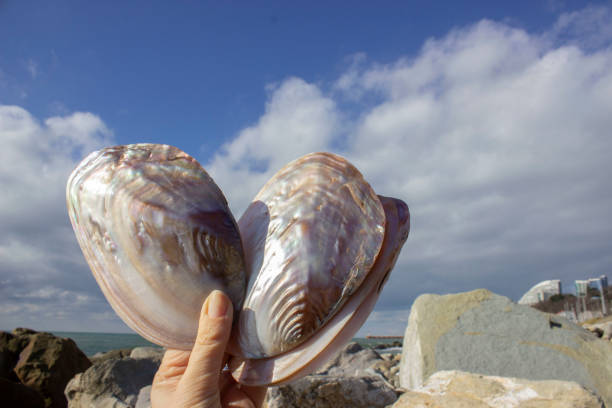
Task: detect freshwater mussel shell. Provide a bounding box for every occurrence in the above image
[230,195,410,385]
[66,144,246,349]
[233,152,386,359]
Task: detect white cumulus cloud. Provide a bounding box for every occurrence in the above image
[204,9,612,334]
[0,105,120,332]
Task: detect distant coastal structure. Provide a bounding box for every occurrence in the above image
[365,336,403,339]
[518,280,562,305]
[575,275,608,297]
[521,275,609,322]
[575,275,608,316]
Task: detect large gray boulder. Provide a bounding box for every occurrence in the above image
[65,357,159,408]
[391,370,604,408]
[399,289,612,406]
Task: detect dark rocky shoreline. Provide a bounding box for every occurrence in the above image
[1,328,91,408]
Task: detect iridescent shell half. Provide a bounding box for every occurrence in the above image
[229,195,410,385]
[66,144,246,349]
[232,152,386,359]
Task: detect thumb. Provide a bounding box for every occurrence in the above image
[176,290,233,406]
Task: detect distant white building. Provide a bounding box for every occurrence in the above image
[575,275,608,316]
[518,280,562,305]
[575,275,608,297]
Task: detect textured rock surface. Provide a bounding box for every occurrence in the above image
[263,341,402,407]
[12,327,39,338]
[391,370,604,408]
[135,385,152,408]
[0,331,21,381]
[90,348,133,365]
[584,321,612,341]
[65,357,159,408]
[399,289,612,407]
[374,353,401,390]
[317,342,382,376]
[0,377,46,408]
[1,328,43,382]
[14,331,92,408]
[316,342,400,389]
[130,346,163,363]
[265,374,398,408]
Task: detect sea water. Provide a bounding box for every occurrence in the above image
[52,331,159,356]
[52,332,402,356]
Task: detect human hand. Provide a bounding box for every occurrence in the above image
[151,290,266,408]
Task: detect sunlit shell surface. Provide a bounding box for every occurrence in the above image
[233,152,386,358]
[66,144,245,349]
[67,144,410,386]
[230,195,410,386]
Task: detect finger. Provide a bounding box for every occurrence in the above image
[176,290,233,403]
[151,350,191,408]
[153,349,191,386]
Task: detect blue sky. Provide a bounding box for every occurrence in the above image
[1,1,574,159]
[2,1,612,336]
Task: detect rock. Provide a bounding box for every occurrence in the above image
[14,331,92,408]
[374,340,402,350]
[90,348,133,365]
[341,341,363,354]
[314,341,400,389]
[0,331,21,381]
[65,357,159,408]
[379,352,395,362]
[0,377,46,408]
[130,347,163,363]
[65,372,131,408]
[390,370,604,408]
[1,328,43,382]
[584,321,612,340]
[135,385,152,408]
[317,342,382,377]
[265,374,398,408]
[399,289,612,407]
[12,327,39,338]
[1,330,27,354]
[264,342,401,407]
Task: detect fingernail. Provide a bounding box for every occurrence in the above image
[207,290,229,318]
